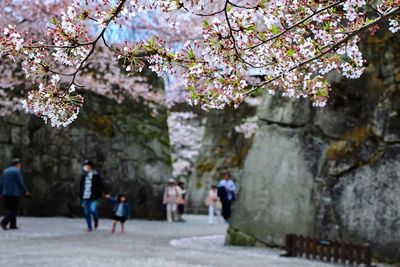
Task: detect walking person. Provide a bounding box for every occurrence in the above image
[206,185,221,224]
[176,181,186,222]
[80,160,109,232]
[217,171,236,223]
[0,159,31,230]
[107,194,131,234]
[163,178,179,223]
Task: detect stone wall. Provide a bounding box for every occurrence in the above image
[185,105,256,213]
[228,32,400,262]
[0,92,172,219]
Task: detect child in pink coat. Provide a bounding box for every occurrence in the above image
[206,185,221,224]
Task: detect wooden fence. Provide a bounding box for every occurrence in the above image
[283,234,373,266]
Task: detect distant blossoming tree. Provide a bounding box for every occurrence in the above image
[0,0,399,126]
[0,1,172,121]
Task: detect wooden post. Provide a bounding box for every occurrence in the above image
[298,235,304,257]
[348,242,355,265]
[326,243,332,262]
[311,239,317,259]
[285,234,295,256]
[355,245,362,265]
[305,236,311,259]
[333,241,340,263]
[363,243,372,267]
[292,235,298,256]
[340,242,347,264]
[319,243,324,261]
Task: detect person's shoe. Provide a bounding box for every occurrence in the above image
[94,220,99,229]
[9,226,19,230]
[87,228,93,232]
[1,223,7,230]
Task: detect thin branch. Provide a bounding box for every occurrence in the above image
[227,1,258,10]
[181,4,225,17]
[247,0,344,50]
[35,0,128,89]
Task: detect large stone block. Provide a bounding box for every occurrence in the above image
[257,94,311,126]
[0,122,11,143]
[11,126,30,145]
[230,124,324,246]
[333,145,400,261]
[314,75,379,138]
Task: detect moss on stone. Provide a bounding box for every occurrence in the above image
[226,227,257,246]
[228,153,240,166]
[240,142,251,159]
[326,126,371,160]
[196,162,214,176]
[196,180,203,189]
[326,140,349,160]
[90,115,114,137]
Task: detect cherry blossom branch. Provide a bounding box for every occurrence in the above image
[246,6,400,93]
[247,0,345,50]
[1,0,399,126]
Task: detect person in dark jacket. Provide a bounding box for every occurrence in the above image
[217,171,236,223]
[107,194,131,234]
[80,160,109,232]
[0,159,30,230]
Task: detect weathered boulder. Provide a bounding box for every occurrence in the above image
[314,74,379,139]
[231,124,324,246]
[258,94,312,126]
[0,92,172,219]
[332,145,400,260]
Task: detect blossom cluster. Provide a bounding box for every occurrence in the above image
[234,116,259,139]
[21,75,84,127]
[389,17,400,32]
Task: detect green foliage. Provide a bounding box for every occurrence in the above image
[270,25,281,35]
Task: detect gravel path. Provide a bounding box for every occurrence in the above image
[0,215,381,267]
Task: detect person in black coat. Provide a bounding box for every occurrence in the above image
[0,159,31,230]
[80,160,109,231]
[217,171,236,222]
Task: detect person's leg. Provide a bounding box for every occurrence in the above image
[178,204,184,215]
[120,217,127,233]
[2,196,20,229]
[83,199,92,231]
[9,196,20,229]
[208,206,214,224]
[178,204,185,220]
[171,204,177,222]
[222,200,232,223]
[216,207,222,223]
[166,203,172,222]
[90,200,99,229]
[1,196,12,229]
[221,200,228,220]
[226,201,232,220]
[176,204,182,221]
[111,220,117,233]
